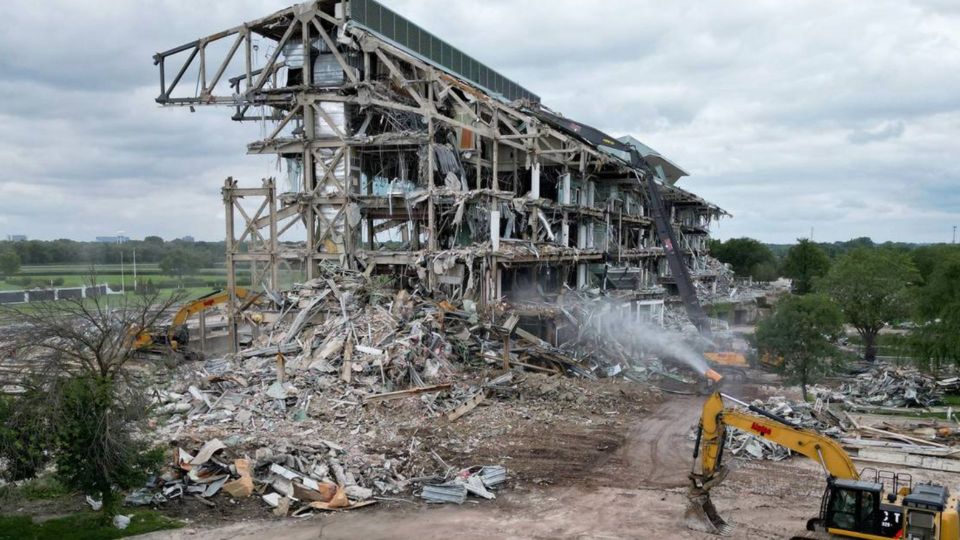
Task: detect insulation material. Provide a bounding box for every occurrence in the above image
[315,103,347,138]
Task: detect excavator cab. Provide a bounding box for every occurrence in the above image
[814,478,903,538]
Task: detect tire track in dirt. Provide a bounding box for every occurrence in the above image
[591,396,700,489]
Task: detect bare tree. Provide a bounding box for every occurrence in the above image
[0,285,186,516]
[0,287,185,382]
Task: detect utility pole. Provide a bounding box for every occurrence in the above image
[133,249,138,292]
[117,231,125,294]
[954,226,957,245]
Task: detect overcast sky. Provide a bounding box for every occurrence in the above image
[0,0,957,243]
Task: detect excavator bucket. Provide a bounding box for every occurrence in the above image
[687,470,734,536]
[685,492,733,536]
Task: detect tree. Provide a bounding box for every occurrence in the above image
[818,248,919,362]
[910,254,960,374]
[915,254,960,321]
[52,375,164,518]
[710,237,778,281]
[910,244,960,282]
[160,249,201,285]
[0,249,20,277]
[910,303,960,375]
[782,239,831,295]
[755,294,845,400]
[0,389,53,481]
[0,289,183,517]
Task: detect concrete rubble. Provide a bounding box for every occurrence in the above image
[420,466,507,504]
[722,396,849,461]
[132,265,667,516]
[815,365,947,408]
[721,376,960,470]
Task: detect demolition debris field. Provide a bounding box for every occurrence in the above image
[134,393,960,540]
[4,263,960,539]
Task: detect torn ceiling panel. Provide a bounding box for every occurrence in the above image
[618,136,690,185]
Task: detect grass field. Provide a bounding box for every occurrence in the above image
[0,476,180,540]
[0,512,180,540]
[0,264,230,293]
[4,263,309,291]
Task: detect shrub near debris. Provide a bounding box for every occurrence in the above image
[52,376,165,518]
[0,290,182,520]
[0,390,53,482]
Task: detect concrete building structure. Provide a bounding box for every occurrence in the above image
[154,0,725,347]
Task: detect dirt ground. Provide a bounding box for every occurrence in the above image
[133,389,960,540]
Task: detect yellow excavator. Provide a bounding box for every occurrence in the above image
[688,392,959,539]
[133,287,259,354]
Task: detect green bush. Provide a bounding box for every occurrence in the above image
[0,392,53,482]
[52,377,162,517]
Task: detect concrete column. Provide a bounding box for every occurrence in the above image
[531,161,541,200]
[560,173,571,205]
[490,210,501,252]
[577,222,588,289]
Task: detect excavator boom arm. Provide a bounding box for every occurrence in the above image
[696,392,858,481]
[170,287,251,327]
[687,393,860,536]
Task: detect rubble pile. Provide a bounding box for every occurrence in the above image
[420,465,507,504]
[725,396,849,461]
[719,386,960,466]
[939,377,960,394]
[124,433,508,516]
[693,256,781,306]
[816,365,945,408]
[138,266,661,515]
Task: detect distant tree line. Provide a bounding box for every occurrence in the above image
[709,236,959,286]
[0,237,225,269]
[737,236,960,380]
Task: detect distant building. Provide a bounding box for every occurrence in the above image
[95,236,130,244]
[179,235,195,243]
[6,235,26,242]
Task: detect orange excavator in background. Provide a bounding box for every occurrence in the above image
[688,392,960,539]
[133,287,260,356]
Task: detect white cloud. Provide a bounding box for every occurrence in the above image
[0,0,957,243]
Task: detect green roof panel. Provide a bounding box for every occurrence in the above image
[350,0,539,103]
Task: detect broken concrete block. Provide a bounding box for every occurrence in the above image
[224,476,254,498]
[274,496,290,517]
[190,439,226,466]
[271,477,294,498]
[262,492,282,508]
[344,485,373,501]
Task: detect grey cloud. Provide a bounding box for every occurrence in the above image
[0,0,958,243]
[848,121,907,144]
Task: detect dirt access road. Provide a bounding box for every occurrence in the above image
[135,396,935,540]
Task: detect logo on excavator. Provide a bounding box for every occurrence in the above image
[751,422,772,437]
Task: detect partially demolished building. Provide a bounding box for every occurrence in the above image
[154,0,724,349]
